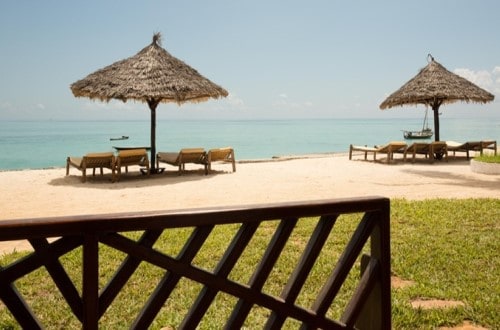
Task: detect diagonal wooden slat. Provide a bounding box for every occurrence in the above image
[132,225,214,328]
[0,236,83,328]
[29,238,83,321]
[309,211,377,317]
[266,214,338,328]
[341,257,380,327]
[225,217,298,329]
[99,229,163,316]
[0,275,43,329]
[0,236,82,283]
[180,221,261,328]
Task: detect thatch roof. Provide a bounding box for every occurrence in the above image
[70,33,228,105]
[380,57,494,110]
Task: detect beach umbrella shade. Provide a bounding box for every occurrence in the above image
[70,33,228,173]
[379,55,494,141]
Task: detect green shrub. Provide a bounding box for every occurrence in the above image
[474,154,500,163]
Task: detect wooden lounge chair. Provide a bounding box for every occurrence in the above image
[446,140,497,159]
[66,152,115,182]
[349,141,407,163]
[206,147,236,173]
[478,140,497,156]
[157,148,207,175]
[404,141,448,163]
[115,149,150,181]
[446,141,471,159]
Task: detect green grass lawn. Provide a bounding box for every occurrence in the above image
[474,154,500,163]
[0,198,498,329]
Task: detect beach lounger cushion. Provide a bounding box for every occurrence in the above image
[446,141,469,158]
[404,141,448,163]
[66,152,115,182]
[115,148,150,180]
[206,147,236,173]
[157,148,207,175]
[349,141,407,163]
[446,140,497,159]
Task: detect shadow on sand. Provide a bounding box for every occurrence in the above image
[402,168,500,193]
[50,168,230,190]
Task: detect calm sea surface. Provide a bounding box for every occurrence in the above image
[1,118,499,170]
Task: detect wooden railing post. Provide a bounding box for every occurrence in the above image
[355,204,391,330]
[82,234,99,330]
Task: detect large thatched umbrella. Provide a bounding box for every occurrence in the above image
[71,33,228,173]
[379,55,494,141]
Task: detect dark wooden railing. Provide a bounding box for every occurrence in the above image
[0,196,390,329]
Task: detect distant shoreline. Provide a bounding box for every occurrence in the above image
[1,118,498,171]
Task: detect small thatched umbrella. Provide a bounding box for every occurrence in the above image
[71,33,228,173]
[380,55,494,141]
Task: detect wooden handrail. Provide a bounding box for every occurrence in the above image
[0,196,391,329]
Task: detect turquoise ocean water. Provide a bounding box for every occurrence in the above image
[0,118,499,170]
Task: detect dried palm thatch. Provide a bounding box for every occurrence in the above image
[379,55,494,141]
[70,33,228,172]
[71,33,228,104]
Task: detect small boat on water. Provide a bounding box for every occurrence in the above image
[403,128,433,139]
[403,109,433,139]
[110,136,129,141]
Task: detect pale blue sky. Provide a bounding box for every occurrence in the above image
[1,1,499,121]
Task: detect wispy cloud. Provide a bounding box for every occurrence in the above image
[454,66,500,95]
[273,93,313,109]
[225,93,244,107]
[0,101,14,111]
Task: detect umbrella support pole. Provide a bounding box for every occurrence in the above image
[432,101,443,159]
[148,100,159,172]
[432,102,441,142]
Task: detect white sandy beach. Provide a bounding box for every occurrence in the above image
[1,152,499,254]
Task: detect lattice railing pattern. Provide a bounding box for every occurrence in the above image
[0,197,390,329]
